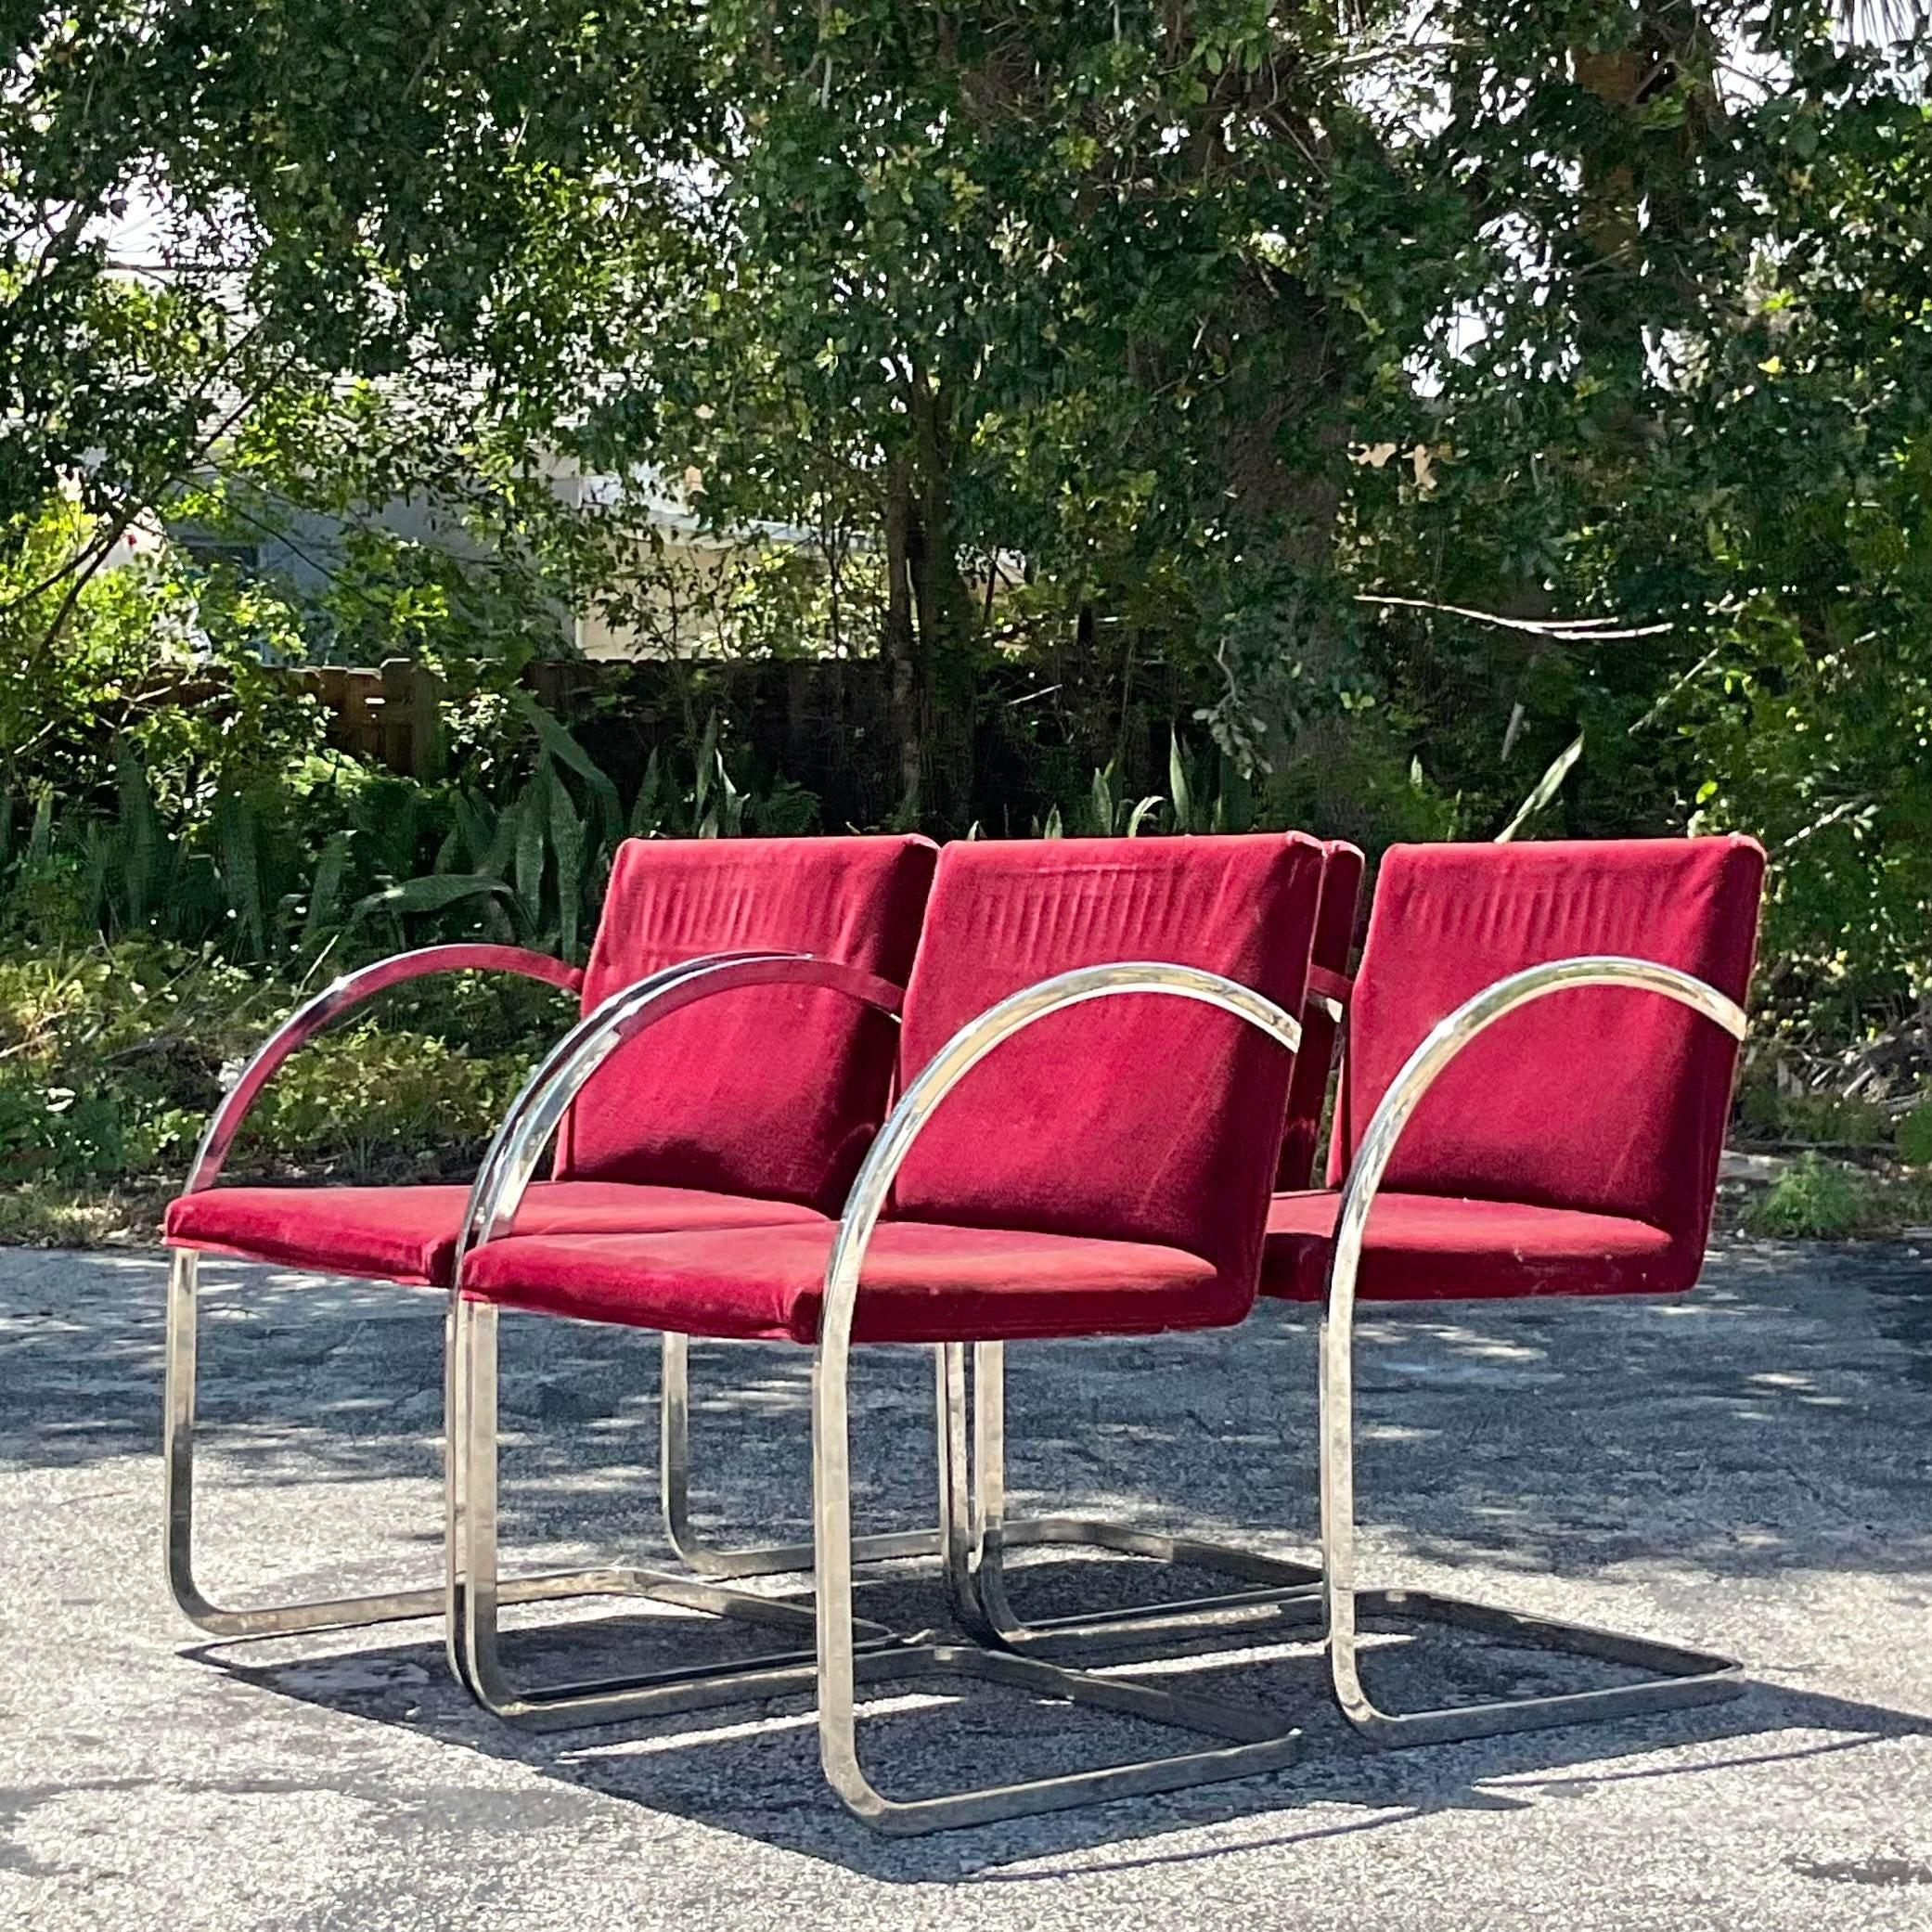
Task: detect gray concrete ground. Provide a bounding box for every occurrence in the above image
[1,1235,1929,1930]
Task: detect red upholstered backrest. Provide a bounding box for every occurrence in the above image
[556,835,937,1211]
[1330,837,1765,1261]
[890,835,1327,1296]
[1278,840,1364,1190]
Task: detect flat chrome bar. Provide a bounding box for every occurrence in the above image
[433,951,911,1710]
[455,952,904,1269]
[659,1332,941,1577]
[964,1337,1323,1658]
[446,1298,905,1730]
[1320,956,1748,1743]
[168,947,892,1647]
[926,957,1752,1725]
[813,962,1307,1831]
[164,1247,745,1640]
[185,945,582,1195]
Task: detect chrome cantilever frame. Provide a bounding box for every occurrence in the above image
[966,955,1751,1745]
[166,944,583,1639]
[1319,955,1748,1744]
[165,945,815,1642]
[811,960,1312,1834]
[447,952,916,1727]
[657,979,1350,1604]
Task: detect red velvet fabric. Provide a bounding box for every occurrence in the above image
[466,833,1328,1343]
[1278,840,1363,1190]
[887,835,1327,1307]
[165,835,936,1282]
[1282,834,1764,1302]
[557,835,937,1209]
[1262,1188,1681,1302]
[164,1181,827,1288]
[462,1218,1227,1344]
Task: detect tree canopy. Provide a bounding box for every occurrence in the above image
[3,1,1928,1030]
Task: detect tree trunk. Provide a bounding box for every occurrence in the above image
[902,370,977,826]
[882,455,923,822]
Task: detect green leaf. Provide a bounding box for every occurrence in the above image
[1089,762,1117,836]
[628,748,664,836]
[112,741,167,925]
[302,831,353,947]
[1496,732,1584,842]
[514,762,551,914]
[349,874,517,925]
[1168,730,1195,834]
[547,768,586,958]
[515,692,623,847]
[213,792,265,959]
[692,712,721,818]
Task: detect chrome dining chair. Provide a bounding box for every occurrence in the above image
[963,834,1769,1751]
[454,832,1332,1828]
[161,832,936,1647]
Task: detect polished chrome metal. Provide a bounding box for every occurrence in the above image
[168,942,592,1640]
[652,1329,1313,1630]
[163,1245,714,1638]
[964,1338,1324,1658]
[455,951,904,1269]
[445,1297,908,1728]
[184,945,582,1196]
[935,957,1753,1729]
[1319,954,1748,1743]
[653,979,1351,1603]
[659,1332,943,1578]
[165,945,879,1643]
[812,962,1309,1832]
[443,950,912,1717]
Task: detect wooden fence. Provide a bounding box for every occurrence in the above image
[292,659,612,778]
[290,657,900,824]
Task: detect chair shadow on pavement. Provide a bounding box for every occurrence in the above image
[184,1549,1932,1885]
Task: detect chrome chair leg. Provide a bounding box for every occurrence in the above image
[659,1332,942,1577]
[164,1249,614,1637]
[963,1338,1325,1659]
[162,1250,865,1657]
[812,1326,1306,1835]
[448,1301,907,1728]
[951,959,1755,1736]
[658,1329,1321,1646]
[1317,1234,1742,1745]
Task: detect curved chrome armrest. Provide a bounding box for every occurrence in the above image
[455,953,907,1273]
[1314,956,1750,1721]
[184,945,585,1195]
[1324,953,1748,1308]
[817,961,1305,1354]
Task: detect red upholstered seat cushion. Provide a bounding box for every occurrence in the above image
[164,1181,826,1288]
[462,1219,1227,1344]
[1261,1189,1683,1303]
[556,834,936,1211]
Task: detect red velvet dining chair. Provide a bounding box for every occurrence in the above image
[161,833,936,1643]
[452,832,1330,1830]
[967,833,1769,1749]
[904,835,1366,1655]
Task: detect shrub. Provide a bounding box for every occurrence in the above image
[0,938,570,1191]
[1743,1155,1886,1241]
[241,1026,533,1179]
[1896,1101,1932,1170]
